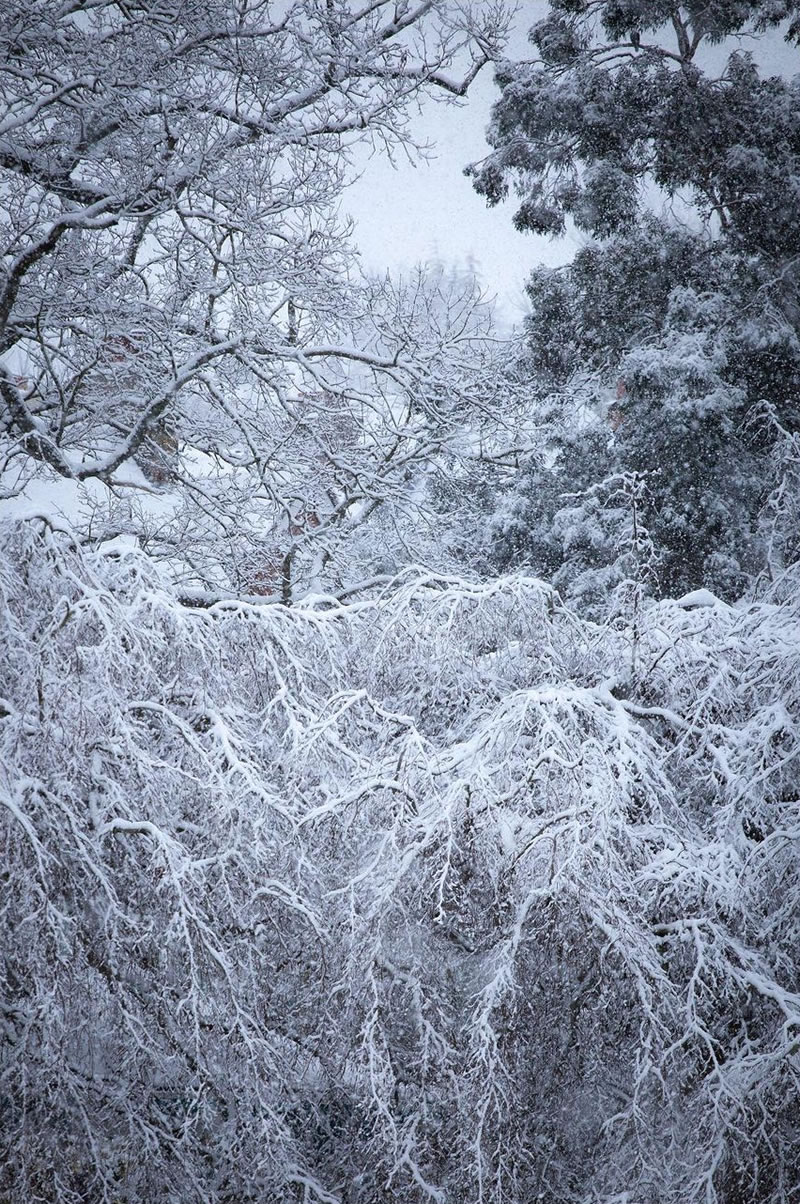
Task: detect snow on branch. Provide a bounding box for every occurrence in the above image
[2,515,799,1201]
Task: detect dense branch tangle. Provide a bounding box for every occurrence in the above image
[2,520,800,1201]
[0,0,511,597]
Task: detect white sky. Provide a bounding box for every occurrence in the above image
[341,9,573,324]
[342,11,798,325]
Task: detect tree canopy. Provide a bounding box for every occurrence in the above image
[0,0,512,600]
[471,0,800,603]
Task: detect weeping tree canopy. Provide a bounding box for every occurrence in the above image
[2,519,800,1203]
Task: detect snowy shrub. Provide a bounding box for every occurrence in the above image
[2,517,799,1203]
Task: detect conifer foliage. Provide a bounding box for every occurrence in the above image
[473,0,800,603]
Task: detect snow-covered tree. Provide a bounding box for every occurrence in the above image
[3,514,800,1202]
[469,0,800,255]
[470,0,800,602]
[0,0,513,599]
[3,5,800,1203]
[492,251,773,601]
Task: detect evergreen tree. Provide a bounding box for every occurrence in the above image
[472,2,800,602]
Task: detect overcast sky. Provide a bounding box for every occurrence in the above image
[341,9,571,325]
